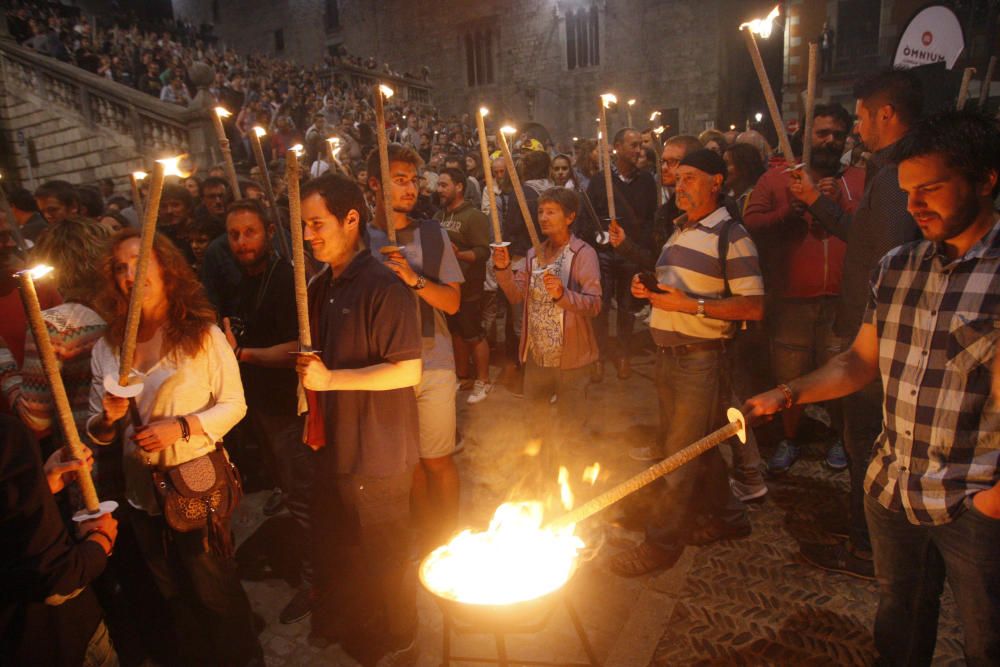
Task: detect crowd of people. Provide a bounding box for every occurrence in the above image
[2,6,1000,666]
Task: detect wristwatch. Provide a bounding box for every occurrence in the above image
[695,299,706,318]
[411,275,427,290]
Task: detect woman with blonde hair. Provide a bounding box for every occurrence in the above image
[86,229,262,666]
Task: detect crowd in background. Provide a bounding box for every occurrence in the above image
[3,3,1000,667]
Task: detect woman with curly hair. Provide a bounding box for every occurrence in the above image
[85,229,262,666]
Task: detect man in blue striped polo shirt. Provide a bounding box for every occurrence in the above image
[610,149,765,577]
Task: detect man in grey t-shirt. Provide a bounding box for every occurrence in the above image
[367,143,464,553]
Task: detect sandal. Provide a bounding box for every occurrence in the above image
[608,541,682,577]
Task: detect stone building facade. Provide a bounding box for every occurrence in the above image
[171,0,785,143]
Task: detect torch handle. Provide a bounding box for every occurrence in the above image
[119,162,165,387]
[18,275,100,512]
[802,42,819,169]
[285,149,311,350]
[212,111,242,199]
[957,67,976,110]
[249,131,290,259]
[599,105,616,222]
[742,28,796,164]
[496,130,545,264]
[476,112,503,244]
[979,56,997,110]
[546,418,743,530]
[373,83,397,245]
[129,174,144,221]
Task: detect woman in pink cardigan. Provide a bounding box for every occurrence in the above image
[493,187,602,445]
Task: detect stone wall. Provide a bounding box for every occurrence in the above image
[172,0,781,143]
[0,38,215,190]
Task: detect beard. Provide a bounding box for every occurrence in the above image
[810,144,843,175]
[921,192,982,243]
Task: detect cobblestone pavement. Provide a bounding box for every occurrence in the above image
[234,346,966,666]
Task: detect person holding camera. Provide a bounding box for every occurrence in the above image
[220,199,315,625]
[608,149,764,578]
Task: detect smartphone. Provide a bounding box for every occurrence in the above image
[638,271,665,293]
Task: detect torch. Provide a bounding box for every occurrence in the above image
[597,93,618,245]
[740,6,796,164]
[285,145,315,355]
[546,408,747,530]
[0,172,28,255]
[212,107,242,199]
[130,170,147,221]
[475,107,508,249]
[103,157,180,411]
[495,125,545,264]
[249,126,291,259]
[957,67,976,110]
[626,98,636,127]
[325,137,346,176]
[801,42,819,169]
[979,56,997,111]
[16,265,119,520]
[652,125,666,205]
[373,82,402,253]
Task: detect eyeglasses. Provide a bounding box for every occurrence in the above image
[663,158,681,168]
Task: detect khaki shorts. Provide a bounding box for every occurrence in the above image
[415,368,457,459]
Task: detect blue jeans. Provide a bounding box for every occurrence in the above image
[646,348,747,552]
[865,494,1000,666]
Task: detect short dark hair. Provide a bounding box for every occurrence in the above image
[225,198,271,229]
[9,187,38,212]
[813,102,852,130]
[538,187,579,218]
[853,69,923,127]
[201,176,231,196]
[74,186,104,218]
[35,180,78,207]
[301,173,369,225]
[520,150,551,181]
[613,127,638,145]
[897,110,1000,198]
[439,167,466,191]
[365,143,424,185]
[161,184,193,210]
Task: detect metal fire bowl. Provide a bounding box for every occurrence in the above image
[418,555,578,632]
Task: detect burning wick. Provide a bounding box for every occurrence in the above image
[290,143,304,157]
[132,170,148,181]
[214,106,232,119]
[740,5,780,38]
[600,93,617,109]
[252,125,266,138]
[649,110,661,121]
[156,155,190,179]
[17,264,54,280]
[379,84,394,99]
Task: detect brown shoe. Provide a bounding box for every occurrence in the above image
[608,541,681,577]
[615,357,631,380]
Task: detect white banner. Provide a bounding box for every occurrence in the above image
[893,5,964,70]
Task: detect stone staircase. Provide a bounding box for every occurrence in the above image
[0,35,216,190]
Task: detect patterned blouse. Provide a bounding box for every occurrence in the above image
[526,244,572,368]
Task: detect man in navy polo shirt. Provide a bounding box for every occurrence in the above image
[296,173,423,666]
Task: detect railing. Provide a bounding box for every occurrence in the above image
[332,62,435,108]
[0,36,213,166]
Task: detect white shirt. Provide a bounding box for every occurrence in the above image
[88,325,247,513]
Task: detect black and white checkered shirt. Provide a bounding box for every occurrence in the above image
[864,215,1000,526]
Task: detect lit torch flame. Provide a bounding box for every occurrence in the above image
[132,171,148,181]
[252,125,267,138]
[214,106,232,119]
[16,264,54,280]
[290,143,304,157]
[600,93,617,108]
[379,84,394,99]
[649,110,661,121]
[156,155,190,178]
[740,5,780,39]
[627,99,636,107]
[558,466,574,511]
[479,106,489,117]
[653,126,665,136]
[582,463,601,486]
[500,125,516,136]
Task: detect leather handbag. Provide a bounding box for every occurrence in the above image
[152,446,242,557]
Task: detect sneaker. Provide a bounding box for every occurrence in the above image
[629,446,662,462]
[800,540,875,580]
[376,639,418,667]
[766,439,800,476]
[279,587,313,624]
[467,380,492,404]
[263,487,285,516]
[729,477,768,502]
[824,440,848,471]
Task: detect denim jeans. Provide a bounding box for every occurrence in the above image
[844,381,882,553]
[129,508,263,666]
[865,494,1000,666]
[646,348,748,552]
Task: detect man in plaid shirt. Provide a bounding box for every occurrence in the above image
[745,110,1000,665]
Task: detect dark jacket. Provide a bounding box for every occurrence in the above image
[0,415,107,666]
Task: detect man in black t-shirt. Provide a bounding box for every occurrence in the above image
[220,199,314,624]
